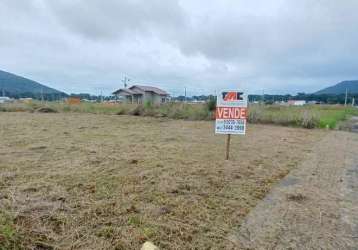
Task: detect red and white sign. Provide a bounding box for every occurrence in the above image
[215,91,248,135]
[216,107,247,120]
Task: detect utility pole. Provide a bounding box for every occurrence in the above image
[41,88,44,103]
[122,76,130,88]
[344,88,348,106]
[184,87,187,103]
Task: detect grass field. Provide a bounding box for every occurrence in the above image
[0,112,325,249]
[1,101,357,129]
[248,104,358,129]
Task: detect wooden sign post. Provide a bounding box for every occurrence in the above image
[215,91,248,160]
[225,134,231,160]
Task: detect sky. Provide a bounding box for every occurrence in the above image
[1,0,358,96]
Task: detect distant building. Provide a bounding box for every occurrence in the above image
[288,100,306,106]
[113,85,169,104]
[307,101,320,105]
[0,96,12,104]
[19,98,33,104]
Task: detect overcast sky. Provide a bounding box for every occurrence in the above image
[1,0,357,96]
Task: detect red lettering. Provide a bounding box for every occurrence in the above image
[223,108,229,118]
[241,108,246,119]
[216,107,224,118]
[216,107,247,119]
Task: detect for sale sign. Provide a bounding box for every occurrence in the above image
[215,91,248,135]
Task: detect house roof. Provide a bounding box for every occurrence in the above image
[113,85,169,96]
[130,85,169,96]
[112,88,140,95]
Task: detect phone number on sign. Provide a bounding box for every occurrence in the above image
[217,119,246,131]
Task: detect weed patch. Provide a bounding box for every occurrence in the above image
[0,211,22,250]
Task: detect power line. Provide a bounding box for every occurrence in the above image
[122,76,130,88]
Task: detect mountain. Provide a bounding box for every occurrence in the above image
[0,69,66,96]
[315,80,358,95]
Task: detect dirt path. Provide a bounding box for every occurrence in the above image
[350,116,358,133]
[228,130,358,250]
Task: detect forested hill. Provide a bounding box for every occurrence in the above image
[0,69,66,97]
[315,80,358,94]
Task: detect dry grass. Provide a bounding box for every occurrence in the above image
[0,112,325,249]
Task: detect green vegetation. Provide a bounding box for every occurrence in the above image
[1,101,357,129]
[0,211,22,250]
[51,101,215,120]
[249,105,358,129]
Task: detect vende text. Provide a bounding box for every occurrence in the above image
[216,107,247,119]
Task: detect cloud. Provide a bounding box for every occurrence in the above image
[0,0,358,95]
[45,0,186,41]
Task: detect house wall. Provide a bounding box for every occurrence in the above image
[125,96,132,103]
[133,95,142,104]
[114,94,142,104]
[154,95,168,104]
[143,92,167,104]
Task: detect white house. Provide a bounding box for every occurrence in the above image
[288,100,306,106]
[113,85,169,104]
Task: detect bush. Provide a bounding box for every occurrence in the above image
[0,211,22,250]
[144,101,152,109]
[128,105,144,116]
[301,111,319,129]
[36,107,58,113]
[116,109,126,115]
[206,98,216,112]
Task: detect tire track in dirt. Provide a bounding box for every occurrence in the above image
[227,130,358,250]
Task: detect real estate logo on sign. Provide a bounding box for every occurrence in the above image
[215,91,248,135]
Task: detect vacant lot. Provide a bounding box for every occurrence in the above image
[0,113,325,249]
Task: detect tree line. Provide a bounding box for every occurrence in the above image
[3,91,358,105]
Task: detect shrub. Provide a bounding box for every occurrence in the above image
[128,105,144,116]
[144,101,153,109]
[0,211,22,250]
[206,98,216,112]
[301,110,319,129]
[62,105,71,112]
[36,107,58,113]
[116,109,126,115]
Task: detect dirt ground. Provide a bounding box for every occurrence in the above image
[230,129,358,250]
[0,112,325,250]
